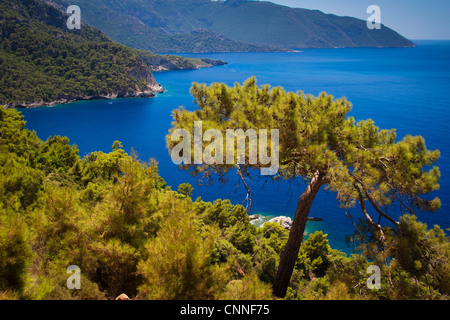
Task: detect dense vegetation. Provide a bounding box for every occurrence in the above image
[0,106,448,300]
[0,0,161,107]
[0,0,226,107]
[168,77,447,298]
[47,0,414,53]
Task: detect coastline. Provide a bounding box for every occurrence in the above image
[3,83,165,109]
[2,58,227,109]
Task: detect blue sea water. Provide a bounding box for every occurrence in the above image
[20,41,450,254]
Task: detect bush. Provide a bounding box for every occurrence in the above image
[0,210,33,294]
[138,203,230,300]
[221,271,273,300]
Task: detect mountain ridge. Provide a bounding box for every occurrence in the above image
[46,0,415,53]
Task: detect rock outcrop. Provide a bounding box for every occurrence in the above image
[257,215,323,230]
[115,293,131,300]
[263,216,293,230]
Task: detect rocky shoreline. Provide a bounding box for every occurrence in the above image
[4,83,165,109]
[2,57,228,109]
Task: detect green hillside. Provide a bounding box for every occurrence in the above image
[46,0,414,53]
[0,0,163,107]
[0,0,227,107]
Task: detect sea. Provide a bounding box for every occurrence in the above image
[20,40,450,254]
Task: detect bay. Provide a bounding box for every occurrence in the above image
[20,40,450,254]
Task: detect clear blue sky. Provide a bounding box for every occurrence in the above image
[268,0,450,40]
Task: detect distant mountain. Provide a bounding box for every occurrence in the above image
[46,0,415,53]
[0,0,226,107]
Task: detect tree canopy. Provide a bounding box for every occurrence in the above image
[168,77,442,297]
[0,104,447,300]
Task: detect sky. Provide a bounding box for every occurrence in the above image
[268,0,450,40]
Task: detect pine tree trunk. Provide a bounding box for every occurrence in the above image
[272,170,328,298]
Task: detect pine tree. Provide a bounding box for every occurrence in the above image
[167,77,441,297]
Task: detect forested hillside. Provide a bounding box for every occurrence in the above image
[0,0,164,107]
[0,107,448,300]
[0,0,226,107]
